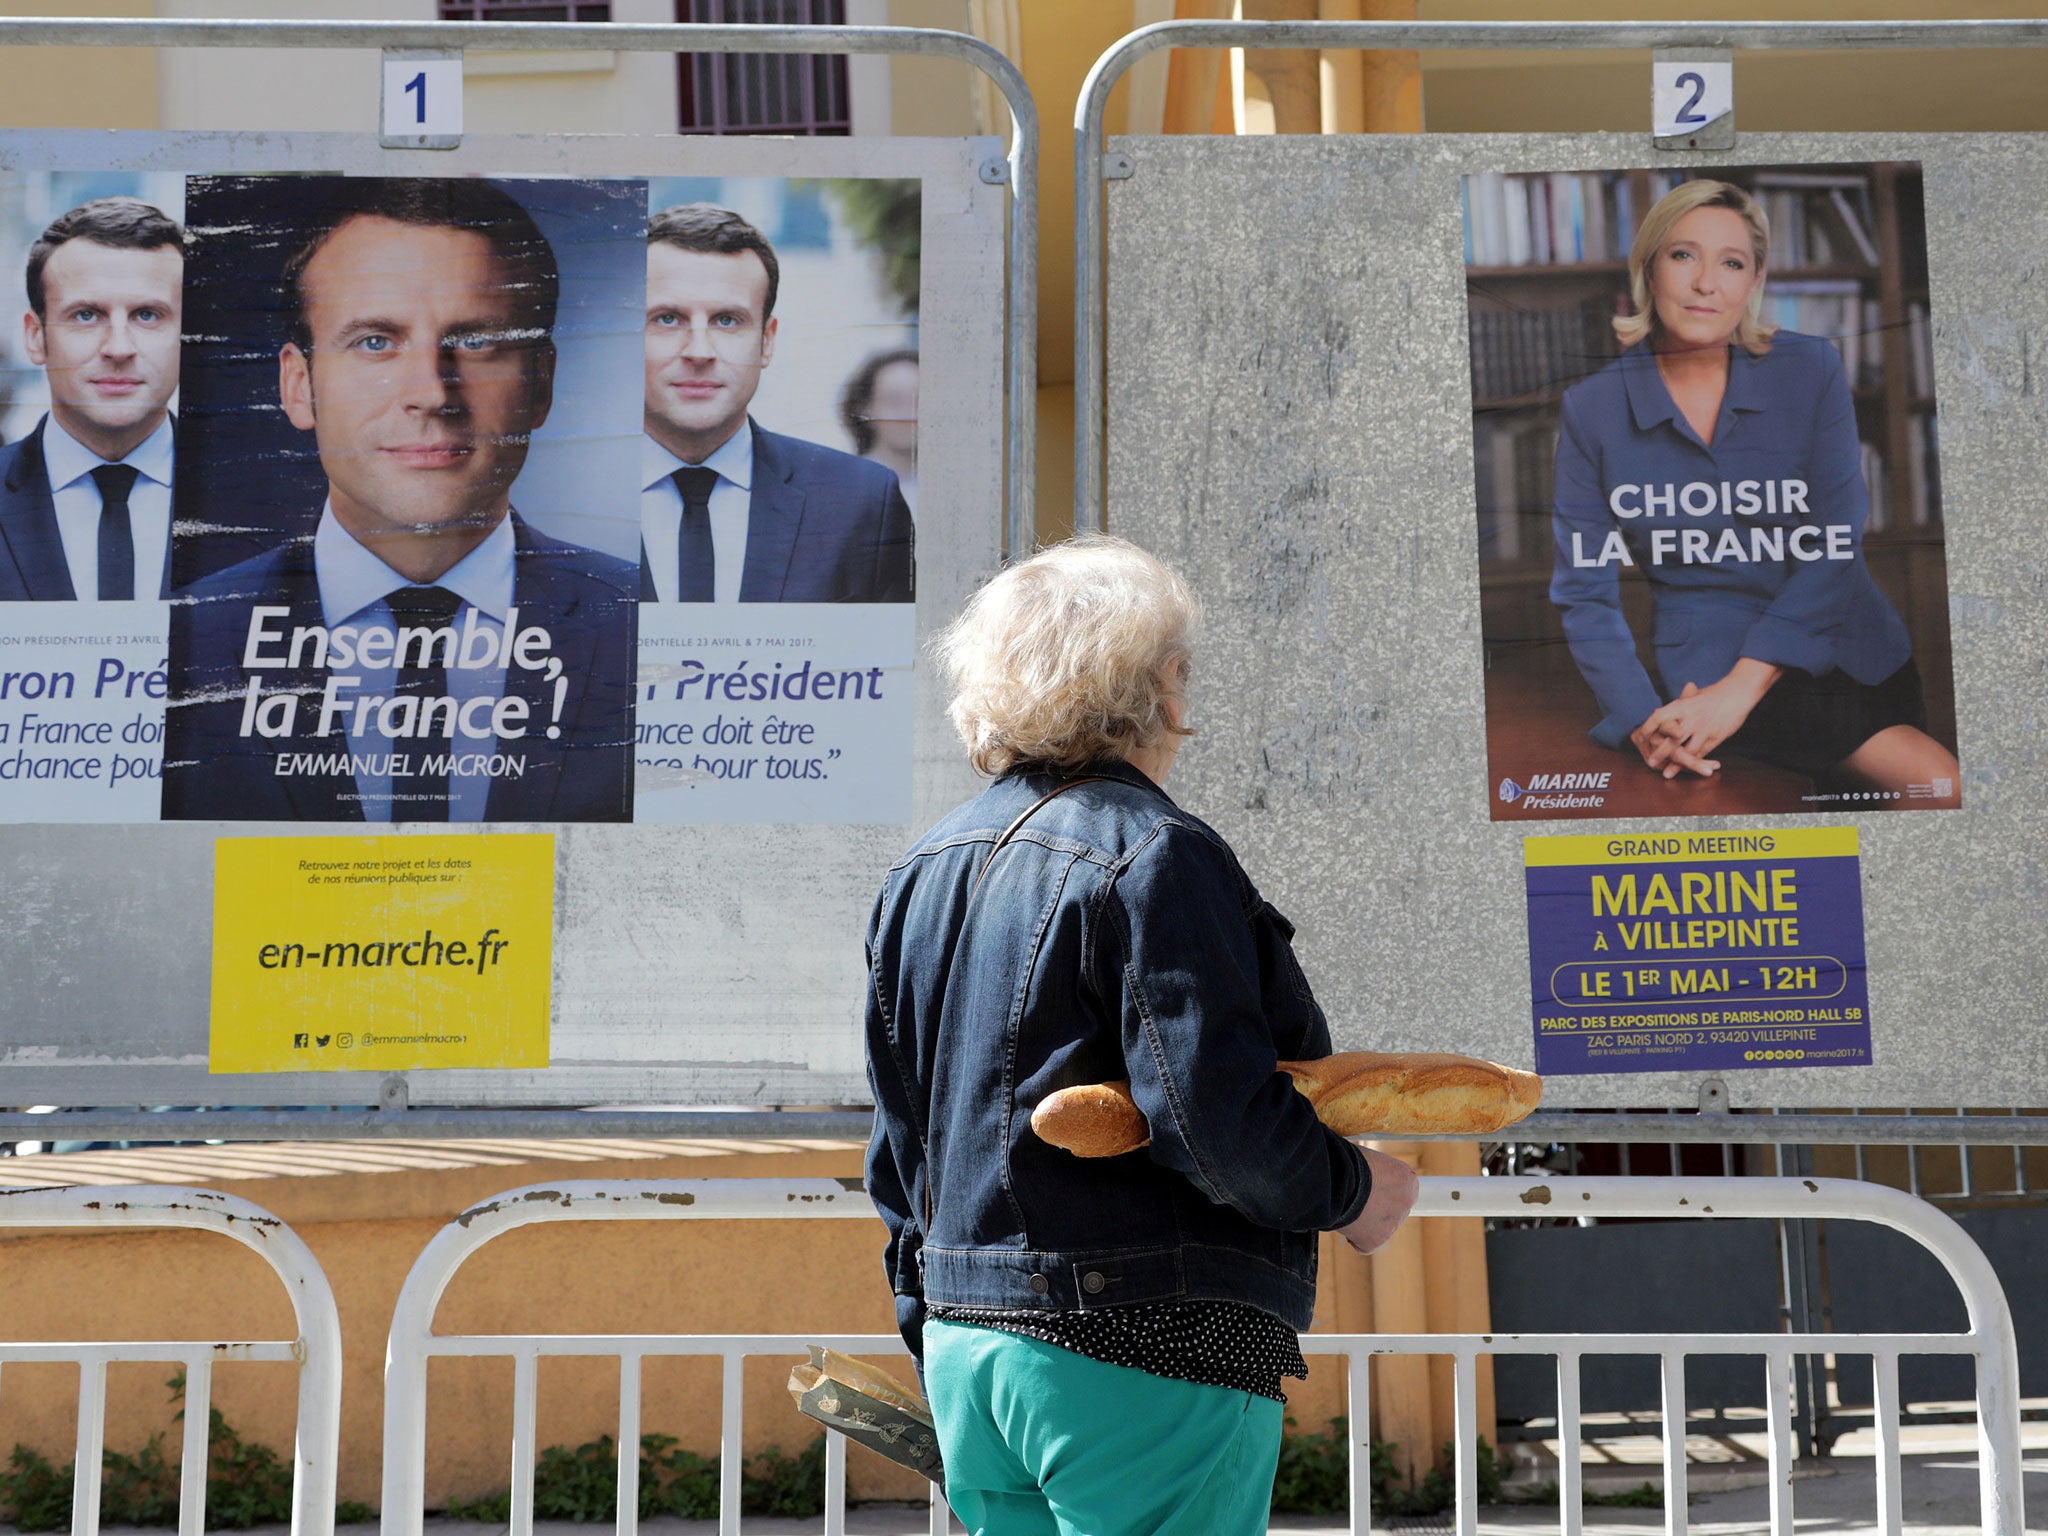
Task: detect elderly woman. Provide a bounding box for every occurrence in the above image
[864,535,1417,1536]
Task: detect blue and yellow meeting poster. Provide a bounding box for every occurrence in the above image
[1525,827,1872,1075]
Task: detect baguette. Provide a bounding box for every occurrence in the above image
[1031,1052,1542,1158]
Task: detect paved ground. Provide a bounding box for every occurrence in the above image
[55,1448,2048,1533]
[393,1451,2046,1530]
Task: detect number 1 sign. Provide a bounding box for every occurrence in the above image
[381,50,464,150]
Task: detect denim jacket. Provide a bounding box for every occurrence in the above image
[864,760,1372,1363]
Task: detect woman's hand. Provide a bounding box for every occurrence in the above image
[1630,710,1720,779]
[1637,660,1785,772]
[1338,1147,1420,1256]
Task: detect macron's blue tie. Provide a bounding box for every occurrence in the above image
[673,465,719,603]
[91,463,138,601]
[386,584,463,821]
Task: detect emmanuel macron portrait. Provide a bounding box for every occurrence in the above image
[0,197,183,602]
[163,179,637,823]
[639,203,914,605]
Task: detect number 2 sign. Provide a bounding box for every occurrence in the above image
[381,51,464,149]
[1652,55,1733,147]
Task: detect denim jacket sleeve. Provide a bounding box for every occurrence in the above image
[863,896,928,1361]
[1104,821,1372,1233]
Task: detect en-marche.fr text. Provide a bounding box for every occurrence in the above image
[255,928,511,973]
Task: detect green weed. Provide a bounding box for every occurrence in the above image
[442,1431,820,1522]
[1269,1419,1503,1519]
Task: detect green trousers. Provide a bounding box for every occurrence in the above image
[924,1317,1284,1536]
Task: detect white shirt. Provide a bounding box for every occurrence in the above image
[641,428,751,604]
[313,504,516,824]
[44,413,173,601]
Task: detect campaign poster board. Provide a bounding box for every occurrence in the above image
[0,130,1000,1111]
[1466,162,1960,823]
[1104,130,2046,1108]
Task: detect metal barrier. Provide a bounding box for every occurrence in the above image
[0,1184,344,1536]
[1072,16,2048,528]
[379,1172,2022,1536]
[15,1102,2048,1147]
[379,1176,944,1536]
[1340,1175,2024,1536]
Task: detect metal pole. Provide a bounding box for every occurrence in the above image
[0,14,1037,564]
[8,1107,2048,1147]
[1073,17,2048,530]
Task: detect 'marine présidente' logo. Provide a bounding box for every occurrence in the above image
[1524,772,1611,791]
[1501,771,1611,810]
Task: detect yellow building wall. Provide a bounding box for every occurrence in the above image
[0,1,156,129]
[0,1142,936,1508]
[1417,0,2048,133]
[887,0,982,136]
[0,1140,1494,1507]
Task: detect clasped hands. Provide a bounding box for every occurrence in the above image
[1628,659,1784,780]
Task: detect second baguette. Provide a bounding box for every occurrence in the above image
[1032,1051,1542,1158]
[1282,1051,1543,1137]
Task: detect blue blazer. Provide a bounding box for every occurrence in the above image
[163,515,638,822]
[0,418,77,600]
[1550,333,1912,749]
[639,421,914,602]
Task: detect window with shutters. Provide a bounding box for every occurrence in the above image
[437,2,614,18]
[675,0,851,137]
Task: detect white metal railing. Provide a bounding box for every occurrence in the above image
[0,1183,344,1536]
[379,1177,944,1536]
[379,1174,2024,1536]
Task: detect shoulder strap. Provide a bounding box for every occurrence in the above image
[969,776,1113,899]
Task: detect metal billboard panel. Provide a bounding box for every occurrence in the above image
[1103,130,2046,1109]
[0,129,1001,1110]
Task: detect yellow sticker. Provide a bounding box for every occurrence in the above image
[209,833,554,1073]
[1523,826,1859,868]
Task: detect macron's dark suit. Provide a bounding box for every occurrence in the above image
[640,421,914,602]
[0,419,79,600]
[0,416,175,600]
[163,515,638,822]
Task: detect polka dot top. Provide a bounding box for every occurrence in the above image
[924,1298,1309,1401]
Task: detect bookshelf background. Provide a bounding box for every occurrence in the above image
[1465,160,1956,764]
